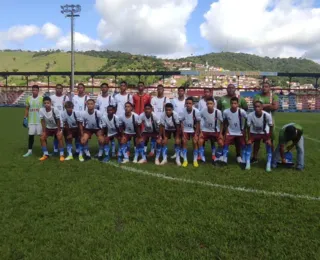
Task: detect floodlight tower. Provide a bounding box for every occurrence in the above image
[61,4,81,93]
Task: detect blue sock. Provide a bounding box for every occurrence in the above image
[175,145,180,156]
[53,138,58,152]
[193,149,198,161]
[246,144,252,165]
[266,144,272,166]
[199,146,205,158]
[215,147,223,160]
[223,145,229,163]
[42,146,49,156]
[140,142,146,160]
[151,139,156,152]
[67,144,72,156]
[111,140,116,154]
[84,143,90,156]
[98,145,104,157]
[75,138,80,153]
[162,145,168,160]
[241,145,246,162]
[104,144,110,157]
[79,144,84,156]
[126,140,131,153]
[156,144,162,160]
[182,148,187,161]
[121,144,129,159]
[211,144,216,156]
[59,147,64,156]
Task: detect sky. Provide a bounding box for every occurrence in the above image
[1,0,320,61]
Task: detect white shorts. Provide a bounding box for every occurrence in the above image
[28,124,42,135]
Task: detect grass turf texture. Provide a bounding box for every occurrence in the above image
[0,108,319,259]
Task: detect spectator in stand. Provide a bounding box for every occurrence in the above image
[133,82,151,115]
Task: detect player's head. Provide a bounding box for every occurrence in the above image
[64,101,74,114]
[43,96,52,109]
[144,103,152,115]
[227,84,236,96]
[165,103,174,116]
[285,125,298,141]
[254,100,263,113]
[77,83,85,94]
[138,82,145,93]
[178,86,186,98]
[262,82,271,94]
[157,84,164,96]
[120,81,127,93]
[86,99,95,110]
[107,105,115,116]
[125,102,133,113]
[55,84,63,96]
[204,88,212,98]
[100,83,109,94]
[206,97,215,110]
[32,85,39,97]
[230,96,239,109]
[185,97,194,110]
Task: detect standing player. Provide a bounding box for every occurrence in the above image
[39,97,64,162]
[61,101,80,161]
[115,81,133,117]
[118,102,140,164]
[272,123,304,171]
[23,85,43,157]
[179,97,201,168]
[198,97,224,164]
[158,103,181,165]
[51,84,70,154]
[96,83,115,112]
[252,82,279,163]
[78,99,104,162]
[245,101,273,172]
[198,88,216,111]
[151,84,171,119]
[222,97,247,165]
[101,105,121,163]
[138,104,160,164]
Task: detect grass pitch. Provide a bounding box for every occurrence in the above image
[0,108,319,259]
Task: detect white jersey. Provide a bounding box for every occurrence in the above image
[172,98,186,115]
[200,108,223,133]
[39,107,61,129]
[101,114,120,137]
[179,108,201,133]
[115,93,133,116]
[96,95,115,112]
[151,96,171,118]
[78,110,102,130]
[223,108,247,136]
[160,111,180,131]
[139,112,160,133]
[61,110,80,129]
[72,95,89,112]
[51,94,69,112]
[198,97,217,111]
[247,111,273,134]
[119,113,139,135]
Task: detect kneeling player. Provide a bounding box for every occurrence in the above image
[78,99,104,162]
[179,97,201,167]
[245,101,273,172]
[157,103,181,165]
[101,105,121,163]
[198,97,224,165]
[39,96,64,162]
[138,104,160,164]
[118,102,140,164]
[62,101,80,160]
[222,97,247,165]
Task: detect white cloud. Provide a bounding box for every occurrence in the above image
[41,23,61,40]
[95,0,197,55]
[200,0,320,59]
[56,32,103,51]
[6,25,40,42]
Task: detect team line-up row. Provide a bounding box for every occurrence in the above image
[22,83,305,172]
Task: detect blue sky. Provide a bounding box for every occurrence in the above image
[1,0,320,60]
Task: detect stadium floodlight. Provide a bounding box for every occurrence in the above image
[61,4,81,93]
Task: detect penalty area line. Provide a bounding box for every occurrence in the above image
[109,162,320,202]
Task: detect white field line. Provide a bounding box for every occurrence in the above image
[275,126,320,143]
[109,162,320,202]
